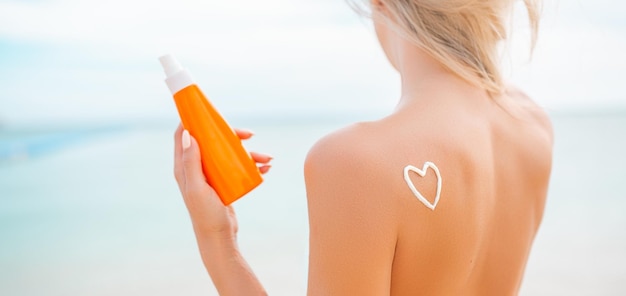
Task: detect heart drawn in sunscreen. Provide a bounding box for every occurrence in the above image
[403,162,442,211]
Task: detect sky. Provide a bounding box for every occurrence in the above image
[0,0,625,126]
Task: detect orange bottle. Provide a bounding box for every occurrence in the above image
[159,54,263,205]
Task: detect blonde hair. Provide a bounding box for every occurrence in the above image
[350,0,541,95]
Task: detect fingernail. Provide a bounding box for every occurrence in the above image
[241,129,255,136]
[182,130,191,149]
[260,165,272,173]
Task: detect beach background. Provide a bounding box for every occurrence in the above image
[1,0,625,295]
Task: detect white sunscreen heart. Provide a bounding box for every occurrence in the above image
[403,162,442,211]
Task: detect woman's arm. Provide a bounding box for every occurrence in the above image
[304,127,399,295]
[173,125,270,296]
[174,124,398,295]
[195,235,267,296]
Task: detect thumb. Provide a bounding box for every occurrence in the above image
[181,130,207,188]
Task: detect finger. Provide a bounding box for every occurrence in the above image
[259,165,272,174]
[174,124,184,186]
[250,152,273,164]
[234,128,254,140]
[181,130,208,189]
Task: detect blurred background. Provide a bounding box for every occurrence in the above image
[1,0,625,295]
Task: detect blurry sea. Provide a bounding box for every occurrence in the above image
[1,111,625,295]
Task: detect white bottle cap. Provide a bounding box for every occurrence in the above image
[159,54,183,77]
[159,54,195,95]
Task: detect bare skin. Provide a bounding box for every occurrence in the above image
[173,2,553,295]
[304,86,552,295]
[303,7,553,295]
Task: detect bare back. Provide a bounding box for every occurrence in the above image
[305,89,553,295]
[380,89,553,295]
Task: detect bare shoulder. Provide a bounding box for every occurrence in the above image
[304,122,399,295]
[505,86,554,144]
[304,122,382,181]
[303,117,441,211]
[501,86,554,190]
[303,119,407,215]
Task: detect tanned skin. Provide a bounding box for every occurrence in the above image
[172,1,553,295]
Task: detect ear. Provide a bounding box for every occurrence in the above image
[371,0,386,14]
[372,0,384,9]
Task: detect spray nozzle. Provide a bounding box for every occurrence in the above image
[159,54,183,77]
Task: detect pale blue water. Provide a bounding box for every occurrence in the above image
[0,113,625,295]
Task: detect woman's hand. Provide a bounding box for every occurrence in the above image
[173,124,272,241]
[173,124,270,296]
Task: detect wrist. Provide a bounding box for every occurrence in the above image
[193,226,266,295]
[192,221,237,244]
[199,244,240,281]
[199,233,238,251]
[195,230,239,262]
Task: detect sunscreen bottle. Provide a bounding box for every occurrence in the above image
[159,54,263,205]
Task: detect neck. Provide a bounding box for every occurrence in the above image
[391,38,489,111]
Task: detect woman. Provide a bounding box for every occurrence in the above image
[173,0,552,295]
